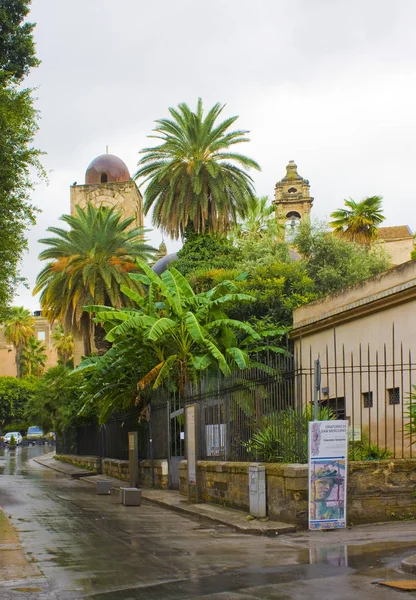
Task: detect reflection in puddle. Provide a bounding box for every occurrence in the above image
[308,541,416,570]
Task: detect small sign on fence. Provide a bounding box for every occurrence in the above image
[308,420,348,530]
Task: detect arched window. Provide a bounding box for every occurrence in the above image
[288,187,297,194]
[101,172,108,183]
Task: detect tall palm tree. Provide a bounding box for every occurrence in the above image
[51,324,74,366]
[329,196,385,245]
[3,307,35,378]
[21,336,47,377]
[135,98,260,239]
[33,204,156,356]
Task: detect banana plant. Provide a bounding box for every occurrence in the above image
[75,260,287,421]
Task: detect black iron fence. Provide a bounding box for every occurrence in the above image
[56,411,149,461]
[57,335,416,465]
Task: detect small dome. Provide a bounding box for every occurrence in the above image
[85,154,130,185]
[152,252,179,275]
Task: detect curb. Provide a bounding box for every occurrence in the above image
[402,555,416,574]
[33,455,296,537]
[141,494,296,536]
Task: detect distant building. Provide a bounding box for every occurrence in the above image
[291,260,416,456]
[377,225,414,266]
[0,316,58,377]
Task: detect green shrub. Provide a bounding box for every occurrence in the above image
[349,434,392,461]
[9,435,16,446]
[245,404,336,463]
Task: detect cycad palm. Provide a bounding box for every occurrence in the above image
[135,98,260,239]
[21,336,47,377]
[330,196,385,245]
[33,204,155,356]
[3,307,35,378]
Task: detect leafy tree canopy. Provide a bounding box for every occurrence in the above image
[25,365,94,433]
[0,0,39,84]
[0,1,43,320]
[0,375,36,429]
[295,218,391,296]
[174,229,241,277]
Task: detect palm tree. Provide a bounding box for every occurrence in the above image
[329,196,385,245]
[135,98,260,239]
[51,324,74,366]
[3,307,35,378]
[21,336,47,377]
[236,196,284,240]
[33,204,156,357]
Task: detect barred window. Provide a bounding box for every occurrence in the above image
[388,387,400,405]
[362,391,373,408]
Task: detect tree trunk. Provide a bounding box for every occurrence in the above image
[15,344,22,379]
[81,313,92,357]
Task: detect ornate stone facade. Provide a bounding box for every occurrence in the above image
[273,160,313,221]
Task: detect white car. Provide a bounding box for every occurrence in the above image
[3,432,23,445]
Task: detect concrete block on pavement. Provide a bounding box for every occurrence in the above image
[120,487,142,506]
[96,480,112,495]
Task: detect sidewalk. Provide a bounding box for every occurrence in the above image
[33,453,296,536]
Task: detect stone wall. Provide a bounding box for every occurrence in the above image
[180,459,416,527]
[54,455,169,489]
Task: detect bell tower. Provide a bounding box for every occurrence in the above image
[273,160,313,222]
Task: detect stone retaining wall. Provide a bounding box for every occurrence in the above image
[54,455,169,489]
[180,459,416,527]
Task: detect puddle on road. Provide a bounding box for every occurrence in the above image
[307,540,416,571]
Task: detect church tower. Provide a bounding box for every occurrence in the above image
[70,153,144,227]
[273,160,313,222]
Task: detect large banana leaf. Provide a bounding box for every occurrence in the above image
[119,285,145,307]
[205,318,260,339]
[105,314,158,342]
[183,311,207,344]
[226,347,249,369]
[162,266,195,298]
[137,362,164,390]
[160,269,183,314]
[203,339,230,375]
[146,317,176,342]
[153,354,178,388]
[193,354,214,370]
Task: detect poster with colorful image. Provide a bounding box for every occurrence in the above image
[308,420,348,530]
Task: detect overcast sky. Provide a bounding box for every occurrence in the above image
[15,0,416,310]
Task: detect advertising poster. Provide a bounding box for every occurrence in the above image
[308,420,348,530]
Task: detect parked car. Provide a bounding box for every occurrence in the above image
[26,426,44,440]
[3,432,23,445]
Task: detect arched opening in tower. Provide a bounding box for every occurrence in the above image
[101,173,108,183]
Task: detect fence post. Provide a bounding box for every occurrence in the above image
[314,359,321,420]
[148,404,155,487]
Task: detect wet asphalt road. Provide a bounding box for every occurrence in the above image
[1,447,416,599]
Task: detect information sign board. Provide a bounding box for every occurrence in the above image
[308,420,348,530]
